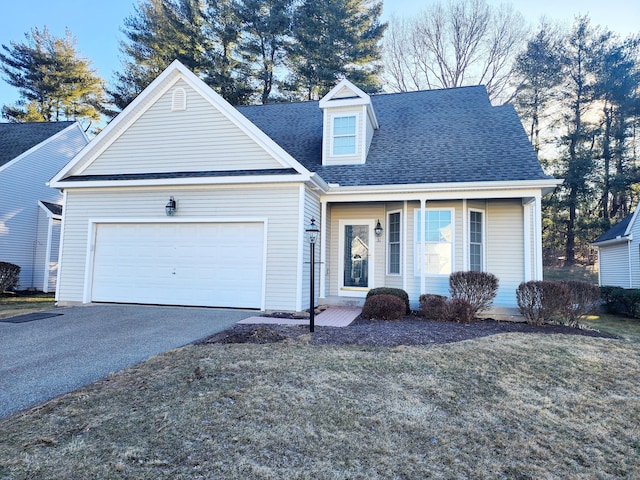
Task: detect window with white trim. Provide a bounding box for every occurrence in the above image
[469,210,484,271]
[332,115,357,155]
[415,209,453,275]
[387,211,401,275]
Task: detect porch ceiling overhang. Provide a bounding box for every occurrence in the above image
[321,178,563,202]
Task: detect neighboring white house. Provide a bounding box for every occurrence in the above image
[50,61,560,312]
[0,122,88,292]
[591,210,640,288]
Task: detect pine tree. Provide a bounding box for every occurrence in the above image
[237,0,293,103]
[0,27,104,130]
[287,0,386,100]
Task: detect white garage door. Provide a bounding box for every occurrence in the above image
[91,222,264,308]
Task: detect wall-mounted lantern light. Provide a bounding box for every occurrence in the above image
[375,220,383,238]
[165,196,176,216]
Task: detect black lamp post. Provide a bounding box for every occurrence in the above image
[306,218,320,333]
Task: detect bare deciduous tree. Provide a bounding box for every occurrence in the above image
[382,0,527,102]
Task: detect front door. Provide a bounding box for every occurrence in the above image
[339,220,374,296]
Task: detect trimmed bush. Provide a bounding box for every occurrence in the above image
[419,294,448,321]
[366,287,411,314]
[449,271,499,315]
[560,280,601,327]
[446,297,475,323]
[0,261,20,294]
[516,281,569,325]
[601,286,640,318]
[361,294,406,321]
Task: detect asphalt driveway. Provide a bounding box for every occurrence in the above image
[0,304,252,418]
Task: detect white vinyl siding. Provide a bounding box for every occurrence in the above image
[0,124,86,290]
[598,243,631,288]
[302,189,322,310]
[486,199,524,306]
[81,79,285,175]
[57,184,303,311]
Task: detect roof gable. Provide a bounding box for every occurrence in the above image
[0,121,76,169]
[52,61,310,186]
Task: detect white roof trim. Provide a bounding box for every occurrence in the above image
[591,234,632,247]
[38,200,62,220]
[1,122,84,174]
[624,208,640,237]
[50,60,311,185]
[319,79,379,129]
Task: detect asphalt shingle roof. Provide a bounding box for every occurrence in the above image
[239,85,550,186]
[592,214,633,244]
[0,121,75,168]
[40,201,62,216]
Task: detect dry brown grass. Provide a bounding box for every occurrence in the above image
[0,293,55,319]
[1,328,639,479]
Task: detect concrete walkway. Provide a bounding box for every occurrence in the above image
[238,306,361,327]
[0,304,252,418]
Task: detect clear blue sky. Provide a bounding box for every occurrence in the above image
[0,0,638,108]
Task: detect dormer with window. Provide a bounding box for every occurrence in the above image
[319,79,379,166]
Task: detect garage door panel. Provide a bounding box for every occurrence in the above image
[91,222,264,308]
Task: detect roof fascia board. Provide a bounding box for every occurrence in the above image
[591,235,633,247]
[624,208,640,236]
[37,200,62,220]
[1,122,81,174]
[319,79,370,108]
[51,173,310,189]
[324,179,563,198]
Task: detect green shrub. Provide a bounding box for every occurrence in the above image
[0,261,20,294]
[516,281,569,325]
[361,294,406,321]
[449,271,499,315]
[419,294,448,321]
[366,287,411,314]
[600,286,625,314]
[560,280,601,327]
[446,297,475,323]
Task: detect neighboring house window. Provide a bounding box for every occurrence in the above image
[387,211,401,275]
[332,115,357,155]
[415,209,454,275]
[469,210,484,271]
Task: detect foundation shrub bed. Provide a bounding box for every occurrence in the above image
[366,287,411,314]
[361,294,406,320]
[418,294,475,323]
[0,262,20,294]
[517,280,600,326]
[517,281,569,325]
[449,271,498,315]
[419,294,448,320]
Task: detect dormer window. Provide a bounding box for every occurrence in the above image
[333,115,357,155]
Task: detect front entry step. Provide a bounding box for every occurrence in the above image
[320,296,365,308]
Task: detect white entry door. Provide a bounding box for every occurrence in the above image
[338,220,374,297]
[90,222,264,308]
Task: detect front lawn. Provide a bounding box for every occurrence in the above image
[1,314,639,479]
[0,292,55,319]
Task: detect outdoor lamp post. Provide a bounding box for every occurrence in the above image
[306,218,320,333]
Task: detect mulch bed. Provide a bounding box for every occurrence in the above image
[198,315,619,347]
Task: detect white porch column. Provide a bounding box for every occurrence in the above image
[420,198,426,295]
[462,199,468,271]
[402,200,408,293]
[534,193,543,280]
[320,200,327,298]
[523,200,532,281]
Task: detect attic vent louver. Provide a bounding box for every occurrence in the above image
[171,87,187,111]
